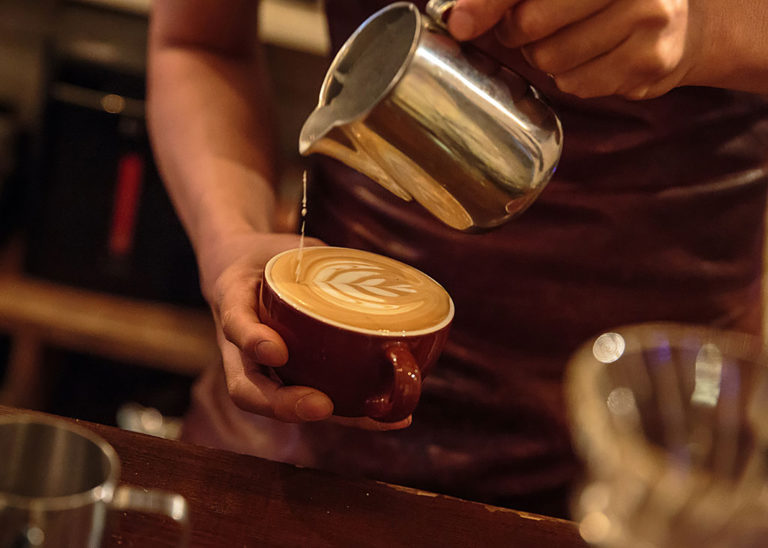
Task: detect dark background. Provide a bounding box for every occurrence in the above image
[0,0,328,430]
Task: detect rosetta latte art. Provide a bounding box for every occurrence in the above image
[267,247,453,333]
[311,259,422,314]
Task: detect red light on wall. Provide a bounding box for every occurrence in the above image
[108,152,144,257]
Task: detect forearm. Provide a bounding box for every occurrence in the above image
[684,0,768,93]
[148,48,277,249]
[147,2,278,269]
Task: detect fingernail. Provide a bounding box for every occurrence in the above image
[448,9,475,41]
[254,340,283,365]
[295,393,333,421]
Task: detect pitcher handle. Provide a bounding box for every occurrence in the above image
[426,0,457,30]
[112,485,190,546]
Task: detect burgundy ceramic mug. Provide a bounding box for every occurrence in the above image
[258,246,454,422]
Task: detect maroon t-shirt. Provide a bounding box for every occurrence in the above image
[294,0,768,515]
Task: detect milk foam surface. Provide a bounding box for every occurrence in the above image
[267,247,453,334]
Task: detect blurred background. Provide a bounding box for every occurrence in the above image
[0,0,328,437]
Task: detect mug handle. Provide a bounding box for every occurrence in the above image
[111,486,190,546]
[364,342,422,422]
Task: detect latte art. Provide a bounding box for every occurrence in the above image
[311,259,420,313]
[266,247,453,334]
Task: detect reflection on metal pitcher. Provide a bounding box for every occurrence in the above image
[299,1,562,231]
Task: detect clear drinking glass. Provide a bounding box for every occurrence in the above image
[567,322,768,548]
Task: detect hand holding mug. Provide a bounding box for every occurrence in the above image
[201,232,331,422]
[200,232,414,429]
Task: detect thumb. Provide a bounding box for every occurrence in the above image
[447,0,522,41]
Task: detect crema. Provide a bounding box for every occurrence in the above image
[265,247,453,334]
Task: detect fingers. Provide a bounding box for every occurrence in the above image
[552,25,686,99]
[494,0,690,99]
[448,0,523,41]
[219,312,415,427]
[222,352,411,428]
[517,0,632,75]
[214,264,289,367]
[520,0,687,78]
[495,0,612,48]
[448,0,690,100]
[222,349,334,422]
[449,0,611,44]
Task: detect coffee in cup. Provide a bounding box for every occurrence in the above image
[259,246,453,422]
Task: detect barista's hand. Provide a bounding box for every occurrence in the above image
[447,0,699,100]
[199,231,411,431]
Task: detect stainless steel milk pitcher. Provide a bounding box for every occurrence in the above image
[299,0,563,231]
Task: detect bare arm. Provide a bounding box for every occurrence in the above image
[148,0,277,292]
[147,0,408,429]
